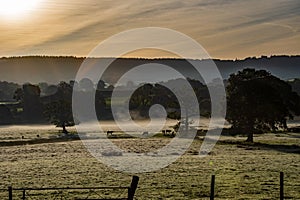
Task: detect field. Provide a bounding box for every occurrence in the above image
[0,122,299,199]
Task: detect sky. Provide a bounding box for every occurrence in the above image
[0,0,299,59]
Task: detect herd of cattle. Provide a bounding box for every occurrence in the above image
[106,121,181,137]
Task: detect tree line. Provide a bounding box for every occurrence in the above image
[0,68,299,142]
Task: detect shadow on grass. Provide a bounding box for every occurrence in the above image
[0,133,138,147]
[216,138,300,154]
[0,136,81,147]
[1,131,299,155]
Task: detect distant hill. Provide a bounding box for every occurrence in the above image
[0,55,299,84]
[213,55,300,82]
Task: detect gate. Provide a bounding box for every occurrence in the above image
[7,176,139,200]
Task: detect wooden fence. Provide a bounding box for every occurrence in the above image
[6,176,139,200]
[209,172,285,200]
[0,172,290,199]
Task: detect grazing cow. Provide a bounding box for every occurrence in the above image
[173,121,181,133]
[107,130,114,136]
[142,131,149,136]
[162,129,173,136]
[162,121,181,136]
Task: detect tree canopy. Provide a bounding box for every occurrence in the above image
[44,82,74,133]
[226,68,300,142]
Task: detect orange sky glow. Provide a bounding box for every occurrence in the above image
[0,0,299,59]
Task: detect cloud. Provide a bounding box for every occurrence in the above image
[0,0,299,58]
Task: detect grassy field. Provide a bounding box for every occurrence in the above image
[0,124,299,199]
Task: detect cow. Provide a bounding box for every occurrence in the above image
[142,131,149,136]
[106,130,114,136]
[162,129,173,136]
[162,121,181,137]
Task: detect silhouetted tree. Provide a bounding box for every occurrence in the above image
[128,84,157,118]
[226,69,300,142]
[95,81,107,120]
[44,82,74,133]
[96,80,106,91]
[38,82,49,96]
[14,84,43,122]
[13,88,24,101]
[44,85,58,96]
[0,105,13,124]
[162,78,205,135]
[79,78,94,92]
[44,100,74,134]
[0,81,20,101]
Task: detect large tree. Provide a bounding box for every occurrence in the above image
[14,84,43,123]
[226,68,300,142]
[44,100,74,134]
[44,82,74,134]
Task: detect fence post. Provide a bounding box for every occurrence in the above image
[8,186,12,200]
[22,190,26,200]
[280,172,284,200]
[128,176,139,200]
[210,175,215,200]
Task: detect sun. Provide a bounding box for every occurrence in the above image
[0,0,41,18]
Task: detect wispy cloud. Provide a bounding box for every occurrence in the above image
[0,0,299,58]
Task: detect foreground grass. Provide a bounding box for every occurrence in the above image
[0,131,299,199]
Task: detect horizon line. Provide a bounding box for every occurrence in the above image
[1,54,299,61]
